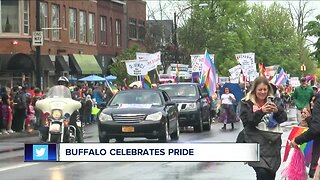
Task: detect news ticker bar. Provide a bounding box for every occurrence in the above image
[25,143,259,162]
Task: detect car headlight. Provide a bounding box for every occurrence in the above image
[51,109,62,120]
[99,113,113,122]
[184,103,197,110]
[146,112,163,121]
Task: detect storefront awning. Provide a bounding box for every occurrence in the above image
[69,54,102,75]
[56,55,71,72]
[41,55,55,71]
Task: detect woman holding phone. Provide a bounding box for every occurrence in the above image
[239,77,287,180]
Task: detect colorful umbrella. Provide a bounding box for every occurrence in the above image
[283,126,313,166]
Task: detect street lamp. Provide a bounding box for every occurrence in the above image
[173,3,208,63]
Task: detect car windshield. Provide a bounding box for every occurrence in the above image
[46,85,72,99]
[110,91,163,106]
[159,84,197,97]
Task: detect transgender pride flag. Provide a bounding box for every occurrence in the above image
[274,68,288,86]
[200,50,217,96]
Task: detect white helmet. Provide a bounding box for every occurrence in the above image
[57,76,69,86]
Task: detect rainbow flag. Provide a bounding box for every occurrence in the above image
[105,80,118,95]
[283,126,313,166]
[142,74,152,89]
[258,63,266,77]
[200,50,217,96]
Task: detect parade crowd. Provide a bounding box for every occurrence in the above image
[0,76,320,179]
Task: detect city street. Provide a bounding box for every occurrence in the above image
[0,107,306,180]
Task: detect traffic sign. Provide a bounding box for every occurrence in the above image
[32,31,43,46]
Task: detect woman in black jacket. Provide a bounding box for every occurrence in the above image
[291,94,320,178]
[239,77,287,180]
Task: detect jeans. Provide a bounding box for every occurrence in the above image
[253,167,276,180]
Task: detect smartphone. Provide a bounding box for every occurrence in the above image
[267,96,275,103]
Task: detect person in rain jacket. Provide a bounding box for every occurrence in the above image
[291,93,320,178]
[239,77,287,180]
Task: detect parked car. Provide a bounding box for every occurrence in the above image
[98,89,179,143]
[158,83,211,132]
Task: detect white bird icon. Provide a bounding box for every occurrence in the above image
[35,148,46,157]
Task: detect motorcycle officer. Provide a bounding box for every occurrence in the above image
[40,76,84,143]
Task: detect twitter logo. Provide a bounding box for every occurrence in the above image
[33,145,48,160]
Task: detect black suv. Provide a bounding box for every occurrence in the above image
[158,83,211,132]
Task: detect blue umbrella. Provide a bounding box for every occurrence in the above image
[105,75,117,81]
[79,75,105,82]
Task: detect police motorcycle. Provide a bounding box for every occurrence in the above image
[36,85,82,143]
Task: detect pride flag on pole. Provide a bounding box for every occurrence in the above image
[200,50,217,96]
[283,126,313,166]
[274,68,288,86]
[141,73,152,89]
[105,80,119,95]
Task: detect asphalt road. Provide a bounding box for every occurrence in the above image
[0,108,311,180]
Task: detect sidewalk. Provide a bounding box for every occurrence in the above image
[0,130,39,140]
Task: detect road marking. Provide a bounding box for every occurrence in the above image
[0,163,39,172]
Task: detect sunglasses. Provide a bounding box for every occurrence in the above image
[301,111,309,114]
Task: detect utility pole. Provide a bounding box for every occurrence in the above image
[173,12,178,64]
[35,0,42,89]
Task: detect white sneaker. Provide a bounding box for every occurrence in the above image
[7,129,14,133]
[2,130,9,134]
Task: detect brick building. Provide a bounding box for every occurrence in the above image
[125,0,146,50]
[0,0,146,89]
[96,0,125,75]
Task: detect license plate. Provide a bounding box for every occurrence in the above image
[122,126,134,132]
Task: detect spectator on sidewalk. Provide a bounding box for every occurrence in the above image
[291,77,314,123]
[1,87,14,134]
[291,94,320,178]
[239,76,287,180]
[25,93,35,133]
[12,86,27,132]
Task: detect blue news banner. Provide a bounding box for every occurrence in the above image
[24,144,57,161]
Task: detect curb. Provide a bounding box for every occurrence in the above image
[0,134,94,154]
[0,147,25,154]
[0,131,40,140]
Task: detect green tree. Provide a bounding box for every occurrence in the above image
[305,15,320,64]
[109,46,142,86]
[178,0,252,75]
[249,3,316,76]
[177,0,316,76]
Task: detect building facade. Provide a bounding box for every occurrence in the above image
[125,0,146,50]
[96,0,125,75]
[0,0,146,89]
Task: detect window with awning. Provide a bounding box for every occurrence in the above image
[69,54,102,75]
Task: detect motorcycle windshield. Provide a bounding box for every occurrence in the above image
[46,85,72,99]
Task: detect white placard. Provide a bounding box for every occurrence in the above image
[242,63,257,77]
[229,76,239,83]
[235,53,255,66]
[170,64,189,78]
[228,65,242,78]
[290,77,300,87]
[190,54,214,72]
[136,51,162,71]
[32,31,43,46]
[219,77,229,85]
[125,60,149,76]
[58,143,259,162]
